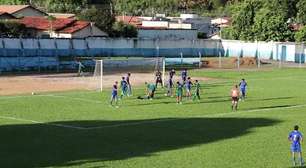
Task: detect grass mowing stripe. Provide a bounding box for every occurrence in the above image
[84,104,306,130]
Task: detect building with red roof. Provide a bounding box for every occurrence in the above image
[116,16,142,27]
[19,17,108,38]
[0,12,16,19]
[0,5,47,18]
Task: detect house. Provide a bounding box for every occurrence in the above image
[19,17,108,38]
[48,13,76,19]
[0,12,16,19]
[211,17,231,27]
[0,5,47,18]
[116,16,142,27]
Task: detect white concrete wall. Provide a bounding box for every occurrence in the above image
[169,23,192,29]
[138,29,198,40]
[142,21,169,28]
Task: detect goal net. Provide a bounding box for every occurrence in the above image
[89,57,164,92]
[164,57,202,69]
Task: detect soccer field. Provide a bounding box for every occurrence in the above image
[0,68,306,168]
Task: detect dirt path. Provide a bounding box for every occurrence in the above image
[0,72,214,96]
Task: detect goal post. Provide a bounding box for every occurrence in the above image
[92,57,164,92]
[93,59,103,92]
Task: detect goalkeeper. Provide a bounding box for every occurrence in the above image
[193,80,201,101]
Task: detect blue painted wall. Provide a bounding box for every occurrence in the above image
[0,38,304,72]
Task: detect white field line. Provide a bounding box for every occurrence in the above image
[0,115,86,130]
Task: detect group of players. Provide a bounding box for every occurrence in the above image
[108,70,304,167]
[144,69,201,104]
[110,68,247,109]
[110,69,202,107]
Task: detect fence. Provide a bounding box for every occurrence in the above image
[0,37,305,72]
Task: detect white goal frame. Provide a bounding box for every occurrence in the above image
[94,58,165,92]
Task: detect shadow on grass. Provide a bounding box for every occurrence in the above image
[0,117,279,167]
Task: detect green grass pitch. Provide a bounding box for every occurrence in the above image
[0,68,306,168]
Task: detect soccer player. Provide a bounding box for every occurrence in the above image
[77,61,85,77]
[110,81,119,108]
[126,73,132,96]
[145,82,156,100]
[193,80,201,101]
[230,85,240,111]
[181,69,187,83]
[169,69,176,79]
[120,77,128,99]
[185,77,193,99]
[239,78,247,100]
[176,81,183,104]
[288,125,304,167]
[155,70,163,88]
[166,77,174,97]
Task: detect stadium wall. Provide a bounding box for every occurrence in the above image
[0,38,305,72]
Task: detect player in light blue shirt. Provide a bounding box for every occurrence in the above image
[120,77,128,99]
[185,77,193,100]
[239,79,247,100]
[126,73,132,96]
[110,81,119,108]
[288,125,304,166]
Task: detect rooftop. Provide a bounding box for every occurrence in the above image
[0,5,30,14]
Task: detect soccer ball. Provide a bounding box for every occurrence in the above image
[31,92,35,95]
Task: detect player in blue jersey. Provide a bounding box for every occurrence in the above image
[126,73,132,96]
[288,125,304,167]
[120,77,128,99]
[239,79,247,101]
[181,69,187,83]
[185,77,193,99]
[110,81,119,108]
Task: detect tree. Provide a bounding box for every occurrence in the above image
[0,20,32,37]
[253,8,294,42]
[221,26,239,40]
[112,21,137,38]
[295,26,306,42]
[78,6,115,34]
[230,0,262,41]
[297,0,306,24]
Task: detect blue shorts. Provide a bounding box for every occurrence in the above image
[186,87,191,92]
[111,93,118,99]
[291,144,301,152]
[240,88,246,94]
